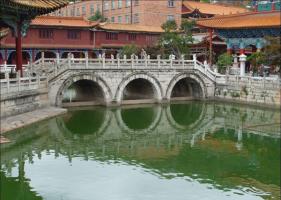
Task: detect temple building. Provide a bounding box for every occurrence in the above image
[0,16,163,64]
[196,11,281,73]
[0,0,68,76]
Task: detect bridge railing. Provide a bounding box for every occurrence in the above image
[0,71,48,95]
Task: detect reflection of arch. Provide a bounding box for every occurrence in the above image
[115,72,163,104]
[7,51,30,64]
[166,102,206,131]
[35,51,56,60]
[115,105,162,135]
[56,108,112,137]
[56,73,112,106]
[166,73,207,100]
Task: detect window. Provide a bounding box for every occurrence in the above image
[70,8,75,16]
[66,9,68,16]
[168,0,175,7]
[82,5,86,15]
[76,7,80,16]
[111,16,115,23]
[125,15,130,23]
[146,34,158,44]
[125,0,130,7]
[128,33,137,41]
[135,0,139,5]
[97,4,100,11]
[106,32,118,40]
[104,1,109,10]
[39,29,53,39]
[67,30,81,39]
[167,15,174,21]
[118,16,122,23]
[111,0,115,9]
[118,0,122,8]
[133,13,139,23]
[90,4,94,14]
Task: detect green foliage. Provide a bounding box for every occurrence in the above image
[263,37,281,67]
[200,0,210,3]
[216,53,232,73]
[247,51,265,72]
[143,45,165,59]
[88,10,106,22]
[159,19,194,59]
[120,44,139,57]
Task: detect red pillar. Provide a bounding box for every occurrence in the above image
[15,21,23,77]
[227,48,232,55]
[209,28,213,66]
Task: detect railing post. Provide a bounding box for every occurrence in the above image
[102,55,105,68]
[5,72,9,93]
[41,51,45,66]
[117,54,120,69]
[157,55,161,68]
[181,55,185,69]
[193,54,197,69]
[3,61,7,73]
[56,52,60,65]
[111,54,114,65]
[67,53,71,69]
[17,71,21,92]
[85,51,89,68]
[123,55,127,63]
[131,54,134,68]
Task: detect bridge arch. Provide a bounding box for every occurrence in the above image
[56,73,112,106]
[115,72,163,104]
[166,73,207,100]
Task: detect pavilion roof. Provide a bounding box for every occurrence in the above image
[31,16,98,28]
[196,11,281,29]
[97,23,164,33]
[182,1,248,16]
[4,0,68,10]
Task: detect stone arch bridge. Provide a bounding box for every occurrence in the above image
[39,55,217,106]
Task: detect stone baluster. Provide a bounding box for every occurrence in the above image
[41,51,45,66]
[111,54,114,64]
[85,51,89,68]
[5,72,9,93]
[239,54,246,76]
[56,52,60,65]
[102,53,105,68]
[147,55,150,64]
[193,54,197,68]
[17,71,21,91]
[181,55,185,68]
[117,54,120,69]
[123,55,127,63]
[157,55,161,68]
[131,54,134,68]
[3,61,7,73]
[67,53,71,69]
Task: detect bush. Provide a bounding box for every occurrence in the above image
[120,44,139,57]
[216,53,232,73]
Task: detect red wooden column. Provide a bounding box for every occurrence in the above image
[208,28,213,66]
[15,21,23,77]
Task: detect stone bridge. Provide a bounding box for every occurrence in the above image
[38,55,217,106]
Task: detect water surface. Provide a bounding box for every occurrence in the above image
[1,102,280,200]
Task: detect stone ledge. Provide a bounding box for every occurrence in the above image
[0,107,67,134]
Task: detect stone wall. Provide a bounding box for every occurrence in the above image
[215,76,280,107]
[0,89,49,118]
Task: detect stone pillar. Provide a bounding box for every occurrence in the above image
[239,54,247,76]
[56,52,60,64]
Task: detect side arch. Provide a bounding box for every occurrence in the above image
[55,73,112,106]
[166,73,207,100]
[115,72,163,103]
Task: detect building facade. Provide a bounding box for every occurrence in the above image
[50,0,182,26]
[0,16,163,65]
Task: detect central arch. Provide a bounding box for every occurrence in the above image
[166,73,207,101]
[115,72,163,104]
[56,73,112,106]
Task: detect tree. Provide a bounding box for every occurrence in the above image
[120,44,139,57]
[88,10,106,22]
[159,19,194,59]
[216,53,233,73]
[263,37,280,67]
[247,51,265,73]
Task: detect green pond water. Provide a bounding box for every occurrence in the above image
[1,101,280,200]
